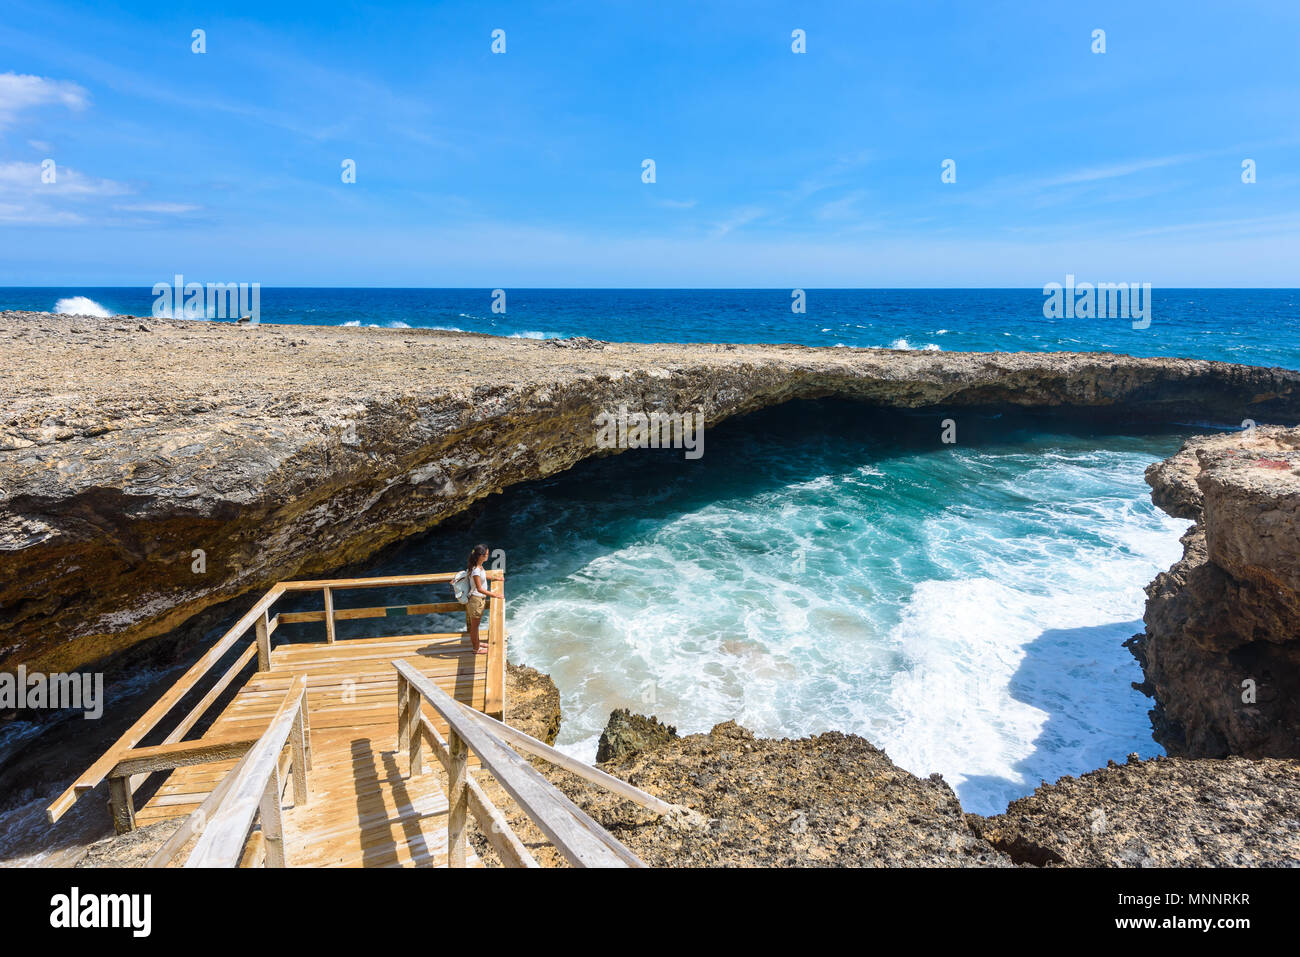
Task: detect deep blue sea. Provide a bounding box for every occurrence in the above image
[5,287,1296,818]
[4,287,1299,369]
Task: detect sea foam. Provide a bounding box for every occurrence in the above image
[54,296,111,318]
[500,427,1187,814]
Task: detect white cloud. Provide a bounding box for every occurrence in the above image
[0,160,130,224]
[0,72,88,128]
[0,160,128,197]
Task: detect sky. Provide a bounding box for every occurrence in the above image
[1,0,1299,287]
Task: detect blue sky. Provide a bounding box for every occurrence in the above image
[1,0,1299,286]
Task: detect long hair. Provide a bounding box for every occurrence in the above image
[467,544,489,594]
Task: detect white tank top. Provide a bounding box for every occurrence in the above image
[471,567,489,596]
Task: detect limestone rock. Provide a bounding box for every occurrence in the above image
[975,755,1300,867]
[596,708,678,763]
[505,661,561,745]
[1137,425,1300,756]
[563,719,1012,867]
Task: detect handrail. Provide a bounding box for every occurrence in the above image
[48,569,505,830]
[185,676,309,868]
[462,707,684,817]
[416,714,540,868]
[394,659,644,868]
[46,583,286,824]
[146,746,256,868]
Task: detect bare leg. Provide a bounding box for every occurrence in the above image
[468,616,484,653]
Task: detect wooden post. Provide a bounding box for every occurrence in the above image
[260,767,286,867]
[396,673,409,753]
[406,684,423,776]
[447,729,468,867]
[255,610,270,672]
[290,709,309,805]
[485,571,506,719]
[301,692,313,771]
[322,587,336,643]
[108,775,135,834]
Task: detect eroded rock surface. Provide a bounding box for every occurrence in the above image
[1136,425,1300,756]
[504,661,561,746]
[5,310,1300,675]
[595,708,678,763]
[557,718,1010,867]
[975,754,1300,867]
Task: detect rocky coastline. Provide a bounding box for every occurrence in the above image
[3,309,1300,867]
[6,309,1300,676]
[1132,425,1300,758]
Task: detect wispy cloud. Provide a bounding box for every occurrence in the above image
[114,202,199,214]
[0,160,127,196]
[710,205,766,238]
[1033,154,1199,189]
[0,71,87,128]
[0,161,193,225]
[817,189,869,221]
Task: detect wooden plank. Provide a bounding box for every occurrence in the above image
[260,767,286,867]
[394,660,639,868]
[447,728,468,867]
[278,602,462,625]
[323,586,336,643]
[396,672,409,753]
[464,708,677,816]
[108,775,135,834]
[255,610,270,671]
[290,710,309,805]
[185,677,305,867]
[486,575,505,719]
[279,573,457,591]
[112,736,258,777]
[47,583,286,823]
[406,682,423,776]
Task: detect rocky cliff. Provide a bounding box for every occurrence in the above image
[1134,426,1300,757]
[499,704,1300,867]
[5,309,1300,676]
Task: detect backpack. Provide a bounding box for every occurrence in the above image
[450,570,470,604]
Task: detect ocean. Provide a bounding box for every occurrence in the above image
[5,287,1296,815]
[3,286,1299,369]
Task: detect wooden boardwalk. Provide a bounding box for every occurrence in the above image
[135,633,486,867]
[49,571,662,868]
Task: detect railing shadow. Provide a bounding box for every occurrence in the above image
[350,736,433,867]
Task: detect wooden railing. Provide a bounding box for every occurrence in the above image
[395,659,690,868]
[46,583,288,827]
[170,677,311,867]
[47,570,505,829]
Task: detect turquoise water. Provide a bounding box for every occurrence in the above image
[339,404,1196,814]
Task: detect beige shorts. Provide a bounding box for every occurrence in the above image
[465,594,488,626]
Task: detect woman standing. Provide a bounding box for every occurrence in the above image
[464,544,503,655]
